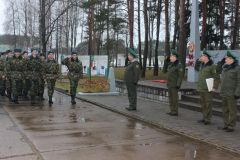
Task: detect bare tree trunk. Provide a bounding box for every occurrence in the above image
[138,0,142,70]
[178,0,185,69]
[88,2,92,55]
[231,0,239,49]
[201,0,207,50]
[40,0,46,53]
[154,0,162,76]
[172,0,179,50]
[219,0,225,50]
[141,0,148,78]
[165,0,170,57]
[127,0,134,48]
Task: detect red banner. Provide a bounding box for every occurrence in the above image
[188,61,194,67]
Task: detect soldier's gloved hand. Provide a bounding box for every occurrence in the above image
[166,57,170,62]
[234,95,240,99]
[220,58,226,64]
[134,83,137,85]
[176,86,180,89]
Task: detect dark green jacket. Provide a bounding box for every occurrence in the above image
[216,60,240,98]
[26,55,43,80]
[62,58,83,81]
[195,59,220,92]
[43,58,59,80]
[124,59,141,84]
[5,55,27,81]
[163,59,184,88]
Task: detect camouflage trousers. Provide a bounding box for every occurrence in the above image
[30,79,39,96]
[38,78,45,94]
[70,80,78,96]
[22,79,30,92]
[6,78,12,92]
[0,79,6,92]
[47,79,56,96]
[11,79,22,96]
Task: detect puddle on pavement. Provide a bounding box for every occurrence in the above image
[126,121,147,130]
[184,142,197,159]
[65,132,90,137]
[7,126,21,133]
[70,116,92,123]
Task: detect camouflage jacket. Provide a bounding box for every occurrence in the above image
[0,56,6,77]
[26,55,44,80]
[43,58,59,80]
[40,59,47,79]
[5,55,27,80]
[62,58,83,81]
[4,56,11,78]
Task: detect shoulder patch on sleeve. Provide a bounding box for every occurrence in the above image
[180,68,183,72]
[136,65,139,68]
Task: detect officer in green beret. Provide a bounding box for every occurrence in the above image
[4,48,27,104]
[26,47,43,104]
[38,53,46,101]
[124,49,141,111]
[62,51,83,104]
[163,49,184,116]
[195,48,220,125]
[4,49,13,99]
[44,51,59,104]
[216,50,240,132]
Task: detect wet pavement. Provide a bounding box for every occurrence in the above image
[0,91,240,160]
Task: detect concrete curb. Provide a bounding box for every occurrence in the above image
[54,86,240,156]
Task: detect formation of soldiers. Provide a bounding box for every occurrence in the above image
[125,48,239,133]
[0,48,83,105]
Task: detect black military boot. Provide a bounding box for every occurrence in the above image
[49,96,53,104]
[38,93,43,101]
[14,96,19,104]
[31,96,35,104]
[1,90,6,96]
[19,90,23,96]
[71,95,76,104]
[7,91,12,99]
[12,94,16,102]
[23,91,29,100]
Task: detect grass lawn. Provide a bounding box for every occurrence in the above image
[55,83,84,92]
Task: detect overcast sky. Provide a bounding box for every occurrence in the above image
[0,0,5,35]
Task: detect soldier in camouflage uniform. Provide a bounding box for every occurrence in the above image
[5,50,13,99]
[38,53,46,101]
[21,51,30,100]
[26,47,43,104]
[62,51,83,104]
[4,48,27,104]
[43,51,59,104]
[0,52,7,96]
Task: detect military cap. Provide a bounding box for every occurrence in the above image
[5,49,12,54]
[48,51,54,55]
[39,53,46,56]
[225,50,239,59]
[14,48,22,53]
[0,52,3,56]
[171,49,179,57]
[202,48,212,57]
[71,51,77,55]
[31,47,38,52]
[21,51,28,55]
[129,48,137,57]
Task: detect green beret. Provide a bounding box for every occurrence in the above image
[171,49,179,57]
[31,47,38,52]
[21,51,28,55]
[71,51,77,55]
[203,48,212,57]
[226,50,239,59]
[129,48,137,57]
[14,48,22,53]
[48,51,54,55]
[5,49,12,54]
